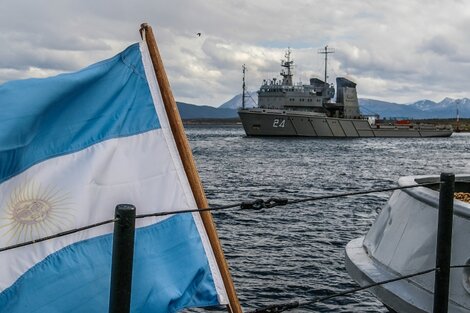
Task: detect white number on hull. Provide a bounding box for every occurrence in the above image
[273,118,286,128]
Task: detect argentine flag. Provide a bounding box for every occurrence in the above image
[0,41,229,312]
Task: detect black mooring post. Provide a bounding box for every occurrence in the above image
[433,173,455,313]
[109,204,136,313]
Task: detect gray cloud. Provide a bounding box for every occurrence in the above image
[0,0,469,105]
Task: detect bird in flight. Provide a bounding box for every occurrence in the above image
[196,32,202,37]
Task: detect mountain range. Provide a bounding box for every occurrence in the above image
[359,97,470,119]
[177,94,470,120]
[176,102,238,119]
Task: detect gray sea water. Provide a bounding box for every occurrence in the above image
[187,125,470,312]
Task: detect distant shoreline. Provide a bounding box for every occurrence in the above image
[183,118,241,125]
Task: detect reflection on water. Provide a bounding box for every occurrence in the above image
[187,125,470,312]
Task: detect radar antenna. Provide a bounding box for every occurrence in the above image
[318,45,335,85]
[242,64,246,109]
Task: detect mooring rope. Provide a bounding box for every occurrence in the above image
[136,183,434,219]
[0,183,433,253]
[0,218,118,253]
[249,264,469,313]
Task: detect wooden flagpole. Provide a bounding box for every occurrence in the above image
[139,23,242,313]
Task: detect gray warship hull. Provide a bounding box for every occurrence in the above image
[239,108,453,138]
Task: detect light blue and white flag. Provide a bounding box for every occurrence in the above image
[0,40,229,312]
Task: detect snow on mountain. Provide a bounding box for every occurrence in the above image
[413,99,439,111]
[218,91,258,109]
[360,97,470,119]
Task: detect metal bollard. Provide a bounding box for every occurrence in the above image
[433,173,455,313]
[109,204,136,313]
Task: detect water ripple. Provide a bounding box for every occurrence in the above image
[187,125,470,312]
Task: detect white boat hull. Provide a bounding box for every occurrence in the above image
[346,175,470,312]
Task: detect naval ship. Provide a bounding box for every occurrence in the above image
[238,47,453,138]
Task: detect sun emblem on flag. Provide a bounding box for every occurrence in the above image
[0,181,74,244]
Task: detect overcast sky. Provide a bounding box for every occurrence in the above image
[1,0,469,106]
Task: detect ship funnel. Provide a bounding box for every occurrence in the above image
[336,77,356,103]
[336,77,360,118]
[310,78,324,87]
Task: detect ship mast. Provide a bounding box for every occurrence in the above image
[242,64,246,109]
[280,48,293,86]
[318,45,335,86]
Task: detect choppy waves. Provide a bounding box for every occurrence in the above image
[188,126,470,312]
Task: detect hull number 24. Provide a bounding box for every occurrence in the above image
[273,118,286,128]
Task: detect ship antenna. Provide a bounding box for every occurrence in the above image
[280,47,294,86]
[242,64,246,109]
[318,45,335,86]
